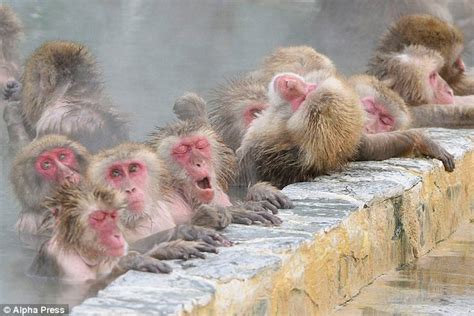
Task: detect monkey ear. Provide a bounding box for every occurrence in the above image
[360,96,376,112]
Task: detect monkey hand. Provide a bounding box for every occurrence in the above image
[146,240,217,261]
[246,182,294,213]
[175,224,232,247]
[191,204,232,230]
[118,252,172,274]
[229,206,283,226]
[3,79,21,101]
[414,132,455,172]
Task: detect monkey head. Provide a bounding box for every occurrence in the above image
[88,143,162,226]
[149,120,236,205]
[11,134,90,211]
[349,74,411,134]
[378,45,454,105]
[44,183,128,258]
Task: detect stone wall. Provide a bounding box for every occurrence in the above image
[73,128,474,315]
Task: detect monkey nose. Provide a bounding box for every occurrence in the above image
[125,187,136,194]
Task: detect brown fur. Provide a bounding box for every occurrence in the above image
[10,134,90,234]
[238,70,364,188]
[254,46,336,82]
[16,40,128,152]
[368,14,473,95]
[208,75,268,152]
[349,74,411,130]
[148,119,236,192]
[0,5,22,64]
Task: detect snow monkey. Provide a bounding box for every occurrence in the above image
[3,40,128,154]
[29,183,172,283]
[360,46,474,129]
[87,142,230,258]
[10,134,90,236]
[368,14,474,96]
[236,71,455,188]
[0,5,22,94]
[147,118,288,226]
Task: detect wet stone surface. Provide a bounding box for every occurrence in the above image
[73,128,474,315]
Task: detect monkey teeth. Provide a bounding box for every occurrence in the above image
[197,177,211,190]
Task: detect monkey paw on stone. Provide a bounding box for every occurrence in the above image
[147,240,217,261]
[230,206,282,226]
[246,182,294,213]
[118,252,172,274]
[192,204,232,230]
[175,224,232,247]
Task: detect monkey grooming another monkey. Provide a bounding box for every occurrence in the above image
[30,183,172,283]
[88,142,229,258]
[364,45,474,129]
[236,71,455,188]
[3,40,129,154]
[148,118,284,227]
[368,14,474,96]
[11,134,90,236]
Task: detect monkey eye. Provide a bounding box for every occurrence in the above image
[90,211,107,222]
[110,169,122,178]
[195,140,209,149]
[129,163,140,173]
[42,160,52,170]
[429,72,437,82]
[58,153,67,161]
[380,116,393,126]
[174,145,189,154]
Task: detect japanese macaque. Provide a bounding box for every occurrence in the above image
[30,183,172,283]
[236,71,455,188]
[0,5,22,93]
[148,118,286,226]
[349,74,411,134]
[365,45,474,129]
[368,14,474,96]
[87,142,228,258]
[3,40,128,154]
[251,46,336,82]
[11,134,89,236]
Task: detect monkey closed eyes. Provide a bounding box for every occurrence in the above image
[30,183,171,283]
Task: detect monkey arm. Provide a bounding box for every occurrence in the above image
[145,240,217,261]
[3,100,31,152]
[452,74,474,96]
[356,131,455,172]
[409,102,474,128]
[191,204,232,230]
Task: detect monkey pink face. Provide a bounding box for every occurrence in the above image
[34,147,81,185]
[361,97,394,134]
[172,136,214,203]
[107,161,147,214]
[274,74,317,111]
[243,102,269,127]
[88,210,126,257]
[429,70,454,104]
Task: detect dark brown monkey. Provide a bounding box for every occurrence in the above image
[3,40,128,153]
[30,183,172,283]
[148,118,285,226]
[236,71,455,188]
[364,46,474,129]
[349,74,411,134]
[368,14,474,96]
[87,142,230,255]
[11,134,90,236]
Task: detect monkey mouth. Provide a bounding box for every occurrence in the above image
[196,177,212,190]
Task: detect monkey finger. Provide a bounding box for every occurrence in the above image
[256,212,283,225]
[194,242,218,253]
[201,235,221,247]
[155,261,173,274]
[243,212,272,225]
[276,194,294,209]
[231,215,253,225]
[258,200,279,214]
[190,250,207,259]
